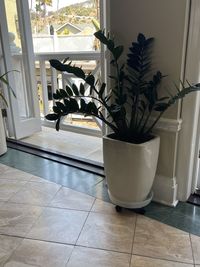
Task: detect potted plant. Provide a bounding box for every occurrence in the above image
[46,30,200,209]
[0,72,15,156]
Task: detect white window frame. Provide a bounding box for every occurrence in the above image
[0,0,41,139]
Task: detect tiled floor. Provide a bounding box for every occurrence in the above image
[1,148,200,236]
[0,163,200,266]
[1,149,200,266]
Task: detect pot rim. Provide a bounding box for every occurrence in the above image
[103,133,160,147]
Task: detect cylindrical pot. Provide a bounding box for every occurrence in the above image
[0,111,7,156]
[103,135,160,208]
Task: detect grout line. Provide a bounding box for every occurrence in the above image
[6,200,94,212]
[0,233,131,255]
[131,252,195,265]
[63,201,97,267]
[47,184,64,205]
[65,245,75,267]
[189,233,195,265]
[74,211,90,246]
[0,234,25,265]
[64,244,76,266]
[4,180,32,203]
[89,197,97,212]
[73,243,132,255]
[0,232,195,265]
[94,177,105,186]
[129,213,138,267]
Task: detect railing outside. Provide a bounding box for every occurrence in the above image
[34,51,102,137]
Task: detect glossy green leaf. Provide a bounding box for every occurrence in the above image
[56,118,60,131]
[56,101,65,112]
[94,30,108,45]
[53,106,60,113]
[86,75,95,86]
[49,59,85,79]
[65,85,73,96]
[72,84,79,96]
[80,98,87,112]
[113,46,124,60]
[69,98,79,112]
[45,113,59,121]
[80,83,85,95]
[59,89,68,98]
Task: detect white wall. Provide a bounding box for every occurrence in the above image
[109,0,190,205]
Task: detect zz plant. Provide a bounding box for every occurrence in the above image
[46,30,200,143]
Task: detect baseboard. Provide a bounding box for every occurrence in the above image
[152,174,178,207]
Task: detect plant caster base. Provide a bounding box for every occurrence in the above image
[115,205,145,214]
[109,191,153,210]
[115,205,122,212]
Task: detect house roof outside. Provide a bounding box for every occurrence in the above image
[34,22,94,36]
[55,22,82,34]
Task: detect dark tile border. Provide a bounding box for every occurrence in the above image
[7,139,104,176]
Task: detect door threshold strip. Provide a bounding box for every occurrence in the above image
[7,139,104,177]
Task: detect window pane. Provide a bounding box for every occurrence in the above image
[29,0,100,53]
[29,0,101,130]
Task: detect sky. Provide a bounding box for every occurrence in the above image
[29,0,87,11]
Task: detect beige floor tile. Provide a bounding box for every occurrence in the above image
[0,203,43,237]
[0,163,10,172]
[27,207,88,244]
[0,235,22,266]
[8,181,61,206]
[4,239,74,267]
[50,187,95,211]
[0,180,27,201]
[22,127,103,164]
[85,149,103,163]
[0,165,33,181]
[132,216,193,264]
[91,199,116,215]
[131,255,193,267]
[67,246,130,267]
[191,234,200,264]
[77,212,136,253]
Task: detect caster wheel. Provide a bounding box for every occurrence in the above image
[135,208,145,215]
[115,205,122,212]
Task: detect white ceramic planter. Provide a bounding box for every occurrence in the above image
[103,135,160,208]
[0,111,7,156]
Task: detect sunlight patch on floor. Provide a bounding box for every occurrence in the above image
[21,127,103,164]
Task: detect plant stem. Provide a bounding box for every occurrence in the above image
[144,110,165,135]
[139,109,152,134]
[137,105,147,131]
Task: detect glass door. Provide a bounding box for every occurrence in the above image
[0,0,41,139]
[28,0,102,137]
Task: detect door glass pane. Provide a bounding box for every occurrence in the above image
[29,0,100,53]
[28,0,101,130]
[5,0,35,119]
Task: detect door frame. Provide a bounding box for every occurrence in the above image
[176,0,200,201]
[0,0,41,139]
